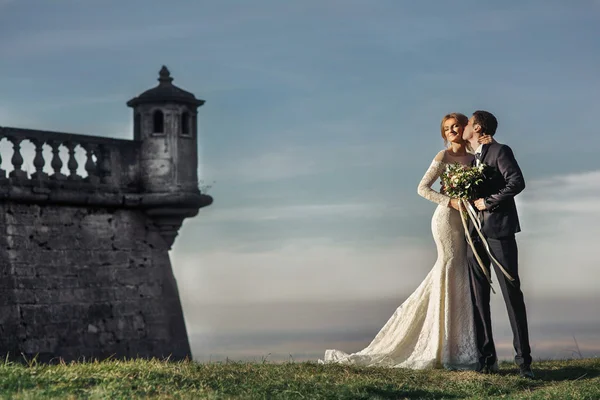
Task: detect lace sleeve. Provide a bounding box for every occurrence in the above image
[417,160,451,206]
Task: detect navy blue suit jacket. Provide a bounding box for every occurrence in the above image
[473,142,525,239]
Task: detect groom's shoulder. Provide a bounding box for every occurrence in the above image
[489,141,515,154]
[487,142,521,162]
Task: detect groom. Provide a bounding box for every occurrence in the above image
[461,110,534,379]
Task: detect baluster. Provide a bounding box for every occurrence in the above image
[98,144,112,184]
[30,138,49,181]
[9,137,28,180]
[0,139,5,179]
[48,140,66,180]
[83,143,99,184]
[66,141,81,181]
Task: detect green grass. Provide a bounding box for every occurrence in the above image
[0,357,598,399]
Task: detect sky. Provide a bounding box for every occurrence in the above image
[1,0,599,362]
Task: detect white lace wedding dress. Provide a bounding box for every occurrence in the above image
[320,151,479,369]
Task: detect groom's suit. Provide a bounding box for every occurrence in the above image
[467,142,532,369]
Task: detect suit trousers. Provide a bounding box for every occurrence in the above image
[466,235,532,367]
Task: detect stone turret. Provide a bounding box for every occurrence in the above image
[128,66,211,248]
[127,66,204,194]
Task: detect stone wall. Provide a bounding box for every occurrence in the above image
[0,201,191,362]
[0,68,212,362]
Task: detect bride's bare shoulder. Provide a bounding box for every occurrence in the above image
[433,150,446,162]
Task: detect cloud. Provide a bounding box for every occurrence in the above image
[0,0,15,8]
[100,119,134,140]
[0,24,198,58]
[169,168,600,344]
[185,297,600,362]
[171,240,435,307]
[515,169,600,237]
[27,94,129,112]
[199,202,404,223]
[216,145,325,182]
[518,170,600,213]
[0,106,39,129]
[204,139,401,183]
[513,169,600,296]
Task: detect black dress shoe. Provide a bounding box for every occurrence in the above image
[476,361,499,374]
[519,365,535,379]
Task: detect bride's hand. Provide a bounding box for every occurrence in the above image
[449,198,461,210]
[478,134,493,144]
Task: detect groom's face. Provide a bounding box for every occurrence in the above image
[462,116,477,141]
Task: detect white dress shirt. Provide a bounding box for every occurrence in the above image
[474,143,484,166]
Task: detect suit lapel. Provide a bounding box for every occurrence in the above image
[479,143,490,165]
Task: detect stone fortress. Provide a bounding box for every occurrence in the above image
[0,66,212,361]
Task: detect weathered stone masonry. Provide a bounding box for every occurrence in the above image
[0,67,212,361]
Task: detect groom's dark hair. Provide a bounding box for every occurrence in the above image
[472,110,498,136]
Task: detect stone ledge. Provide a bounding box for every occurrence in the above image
[0,186,213,210]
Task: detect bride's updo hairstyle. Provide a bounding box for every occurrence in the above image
[440,113,468,147]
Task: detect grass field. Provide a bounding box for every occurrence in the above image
[0,357,598,399]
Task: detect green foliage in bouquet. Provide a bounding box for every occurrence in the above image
[440,163,487,200]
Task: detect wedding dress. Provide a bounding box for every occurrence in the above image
[320,151,479,369]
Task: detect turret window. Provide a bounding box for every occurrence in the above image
[153,110,164,133]
[181,112,191,135]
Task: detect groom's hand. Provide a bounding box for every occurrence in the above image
[478,135,495,145]
[450,198,461,210]
[474,198,487,210]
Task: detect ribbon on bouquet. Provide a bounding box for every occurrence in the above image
[457,199,515,294]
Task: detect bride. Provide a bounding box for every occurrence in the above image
[320,113,492,369]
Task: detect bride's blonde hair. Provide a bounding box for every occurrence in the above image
[440,113,468,147]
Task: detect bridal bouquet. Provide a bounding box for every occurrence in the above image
[441,162,515,291]
[440,163,487,200]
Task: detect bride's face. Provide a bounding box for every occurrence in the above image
[443,118,465,144]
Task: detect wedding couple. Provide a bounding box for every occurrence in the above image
[321,110,534,379]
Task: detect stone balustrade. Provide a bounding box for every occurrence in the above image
[0,125,211,247]
[0,126,140,191]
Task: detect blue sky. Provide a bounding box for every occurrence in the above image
[1,0,600,361]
